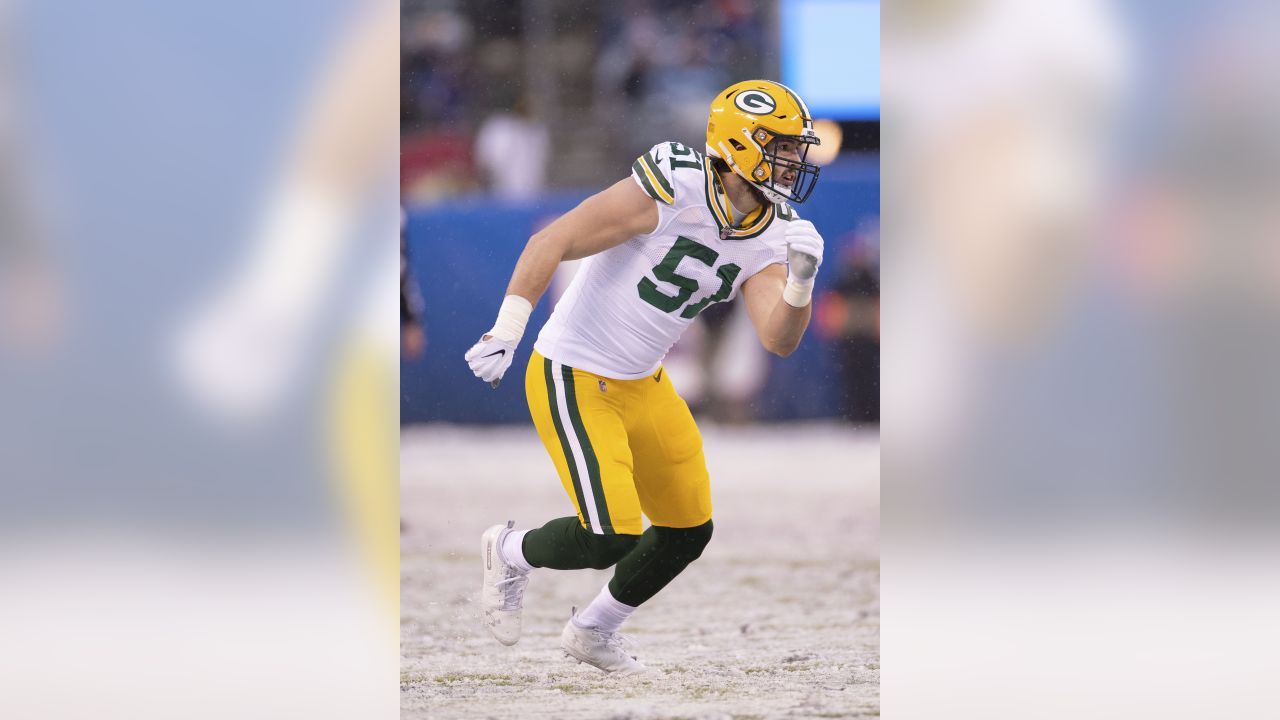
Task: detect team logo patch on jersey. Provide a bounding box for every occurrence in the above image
[598,380,607,393]
[734,90,777,115]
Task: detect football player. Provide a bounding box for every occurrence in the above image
[467,80,826,674]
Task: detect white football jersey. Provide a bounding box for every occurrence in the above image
[534,141,800,379]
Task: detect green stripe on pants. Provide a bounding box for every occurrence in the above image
[544,357,590,527]
[560,364,612,533]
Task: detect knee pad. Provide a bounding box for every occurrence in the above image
[655,519,714,564]
[583,533,640,569]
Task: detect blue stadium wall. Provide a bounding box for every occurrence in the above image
[402,157,878,424]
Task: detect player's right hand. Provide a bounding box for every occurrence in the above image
[465,334,517,388]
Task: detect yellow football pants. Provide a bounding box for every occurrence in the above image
[525,350,712,535]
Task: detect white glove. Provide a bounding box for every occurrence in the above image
[783,219,824,307]
[465,334,518,387]
[464,295,533,388]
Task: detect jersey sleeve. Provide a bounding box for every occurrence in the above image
[630,143,677,206]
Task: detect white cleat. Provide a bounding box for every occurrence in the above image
[480,521,529,646]
[560,611,647,676]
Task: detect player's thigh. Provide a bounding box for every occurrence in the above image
[628,372,712,529]
[525,350,642,535]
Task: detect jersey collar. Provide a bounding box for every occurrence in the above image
[703,156,775,240]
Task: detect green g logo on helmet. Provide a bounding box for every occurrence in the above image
[733,90,777,115]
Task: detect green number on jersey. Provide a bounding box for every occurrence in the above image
[667,142,702,171]
[637,236,740,318]
[681,263,741,318]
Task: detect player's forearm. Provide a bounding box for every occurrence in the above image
[761,297,811,357]
[503,230,568,308]
[481,230,573,345]
[466,231,567,385]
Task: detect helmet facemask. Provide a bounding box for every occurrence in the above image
[743,127,821,204]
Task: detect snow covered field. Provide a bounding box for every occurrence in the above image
[401,423,879,719]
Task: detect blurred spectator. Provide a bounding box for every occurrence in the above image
[400,6,479,202]
[817,219,880,424]
[401,8,473,132]
[401,212,426,360]
[474,96,549,201]
[401,0,769,200]
[400,130,477,204]
[597,1,758,159]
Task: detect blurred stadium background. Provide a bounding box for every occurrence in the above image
[400,0,881,425]
[10,0,1275,716]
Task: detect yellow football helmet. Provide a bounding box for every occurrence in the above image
[706,79,821,204]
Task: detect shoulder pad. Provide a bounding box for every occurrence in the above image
[630,141,704,206]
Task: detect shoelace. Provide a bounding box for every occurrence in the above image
[593,628,638,656]
[493,571,528,611]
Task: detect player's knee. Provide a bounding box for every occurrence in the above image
[585,533,640,569]
[684,518,714,560]
[658,519,713,564]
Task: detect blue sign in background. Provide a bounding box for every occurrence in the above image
[402,158,879,424]
[781,0,881,120]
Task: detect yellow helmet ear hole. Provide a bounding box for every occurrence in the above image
[729,138,747,151]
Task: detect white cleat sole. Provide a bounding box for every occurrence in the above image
[563,651,647,676]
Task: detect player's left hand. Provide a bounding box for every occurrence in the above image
[464,334,517,388]
[785,219,824,282]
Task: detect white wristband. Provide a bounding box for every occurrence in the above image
[488,295,533,342]
[782,278,814,308]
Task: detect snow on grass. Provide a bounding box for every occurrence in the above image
[401,422,879,719]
